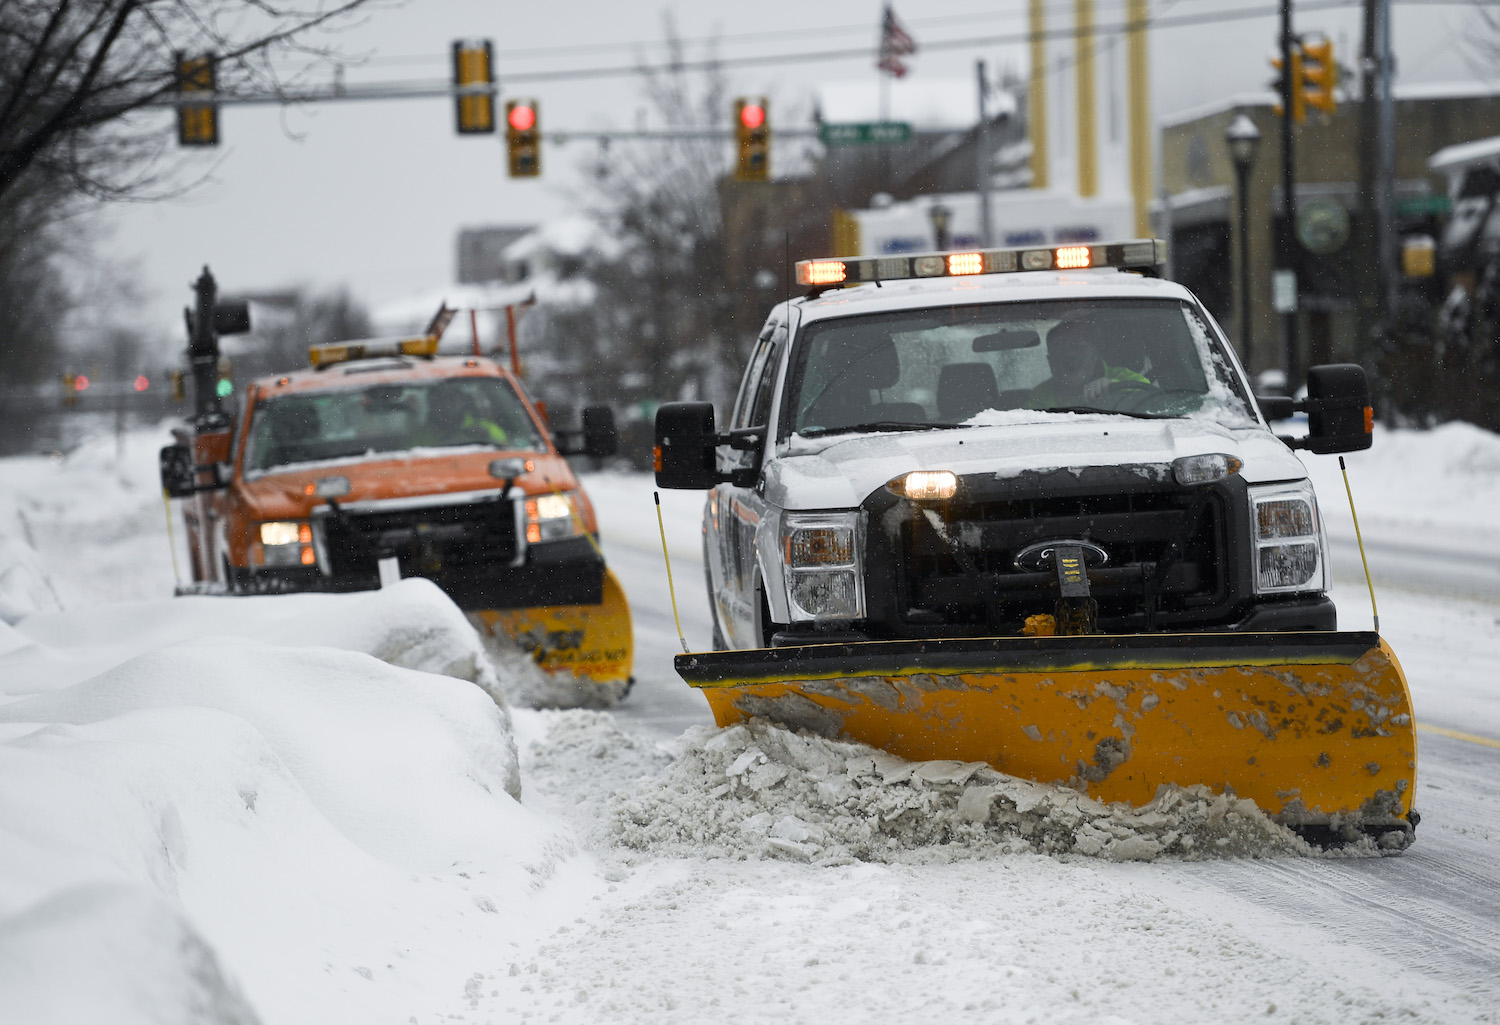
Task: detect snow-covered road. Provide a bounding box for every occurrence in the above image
[1,425,1496,1024]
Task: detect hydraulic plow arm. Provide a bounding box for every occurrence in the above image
[676,631,1417,844]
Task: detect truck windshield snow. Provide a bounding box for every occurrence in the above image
[789,298,1254,436]
[243,376,544,473]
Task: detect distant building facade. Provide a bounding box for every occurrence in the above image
[1160,85,1500,375]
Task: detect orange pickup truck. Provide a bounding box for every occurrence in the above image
[161,292,631,703]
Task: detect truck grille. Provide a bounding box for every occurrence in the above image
[320,498,517,579]
[884,477,1231,633]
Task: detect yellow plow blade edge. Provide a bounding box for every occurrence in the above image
[473,568,633,686]
[676,631,1417,839]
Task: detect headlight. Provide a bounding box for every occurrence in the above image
[526,490,581,543]
[781,511,864,621]
[1249,481,1325,593]
[256,521,315,567]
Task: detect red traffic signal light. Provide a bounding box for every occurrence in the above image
[74,374,90,392]
[506,99,540,177]
[134,375,150,392]
[734,97,770,182]
[508,103,536,132]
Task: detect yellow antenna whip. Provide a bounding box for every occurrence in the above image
[654,491,689,653]
[1338,456,1379,633]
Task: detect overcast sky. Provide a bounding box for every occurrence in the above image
[98,0,1492,348]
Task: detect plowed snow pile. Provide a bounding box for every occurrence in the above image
[611,720,1314,863]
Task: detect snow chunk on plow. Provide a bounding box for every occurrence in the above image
[611,721,1330,864]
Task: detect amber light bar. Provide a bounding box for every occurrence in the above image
[794,239,1165,288]
[309,335,440,367]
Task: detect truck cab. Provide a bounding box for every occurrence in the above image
[657,240,1375,650]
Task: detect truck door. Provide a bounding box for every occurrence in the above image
[721,320,786,647]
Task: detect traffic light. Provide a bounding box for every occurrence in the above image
[62,373,78,407]
[1301,37,1338,116]
[734,97,770,182]
[176,52,219,146]
[506,99,540,177]
[452,40,495,134]
[1270,45,1306,123]
[170,370,186,402]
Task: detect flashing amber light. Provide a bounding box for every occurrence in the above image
[739,103,766,130]
[278,376,291,386]
[1055,246,1091,270]
[947,252,983,276]
[300,546,316,565]
[526,522,542,543]
[798,260,847,286]
[304,483,315,496]
[900,470,958,501]
[298,523,312,544]
[508,104,536,132]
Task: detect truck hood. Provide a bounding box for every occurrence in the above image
[767,414,1308,509]
[235,450,577,521]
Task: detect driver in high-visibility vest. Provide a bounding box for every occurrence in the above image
[1029,315,1152,408]
[419,383,509,446]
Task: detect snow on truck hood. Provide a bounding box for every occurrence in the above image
[768,413,1308,510]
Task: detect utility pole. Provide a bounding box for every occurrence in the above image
[1377,0,1397,328]
[1357,0,1380,360]
[1278,0,1300,383]
[976,59,994,247]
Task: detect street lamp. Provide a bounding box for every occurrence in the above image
[1225,113,1262,374]
[929,202,952,251]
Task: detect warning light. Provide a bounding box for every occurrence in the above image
[739,103,765,130]
[134,375,150,392]
[74,374,90,392]
[300,546,316,565]
[947,253,984,275]
[796,260,848,286]
[1055,246,1092,269]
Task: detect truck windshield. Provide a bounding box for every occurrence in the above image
[788,299,1256,436]
[243,376,545,473]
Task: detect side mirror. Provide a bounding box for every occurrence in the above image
[1256,395,1295,421]
[159,444,197,498]
[582,405,618,458]
[1301,363,1373,454]
[654,402,720,489]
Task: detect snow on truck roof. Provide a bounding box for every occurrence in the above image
[793,266,1193,325]
[251,353,509,397]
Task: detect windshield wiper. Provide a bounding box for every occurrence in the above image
[801,421,965,437]
[1039,405,1173,420]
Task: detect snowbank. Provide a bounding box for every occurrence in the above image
[0,491,61,625]
[0,642,571,1024]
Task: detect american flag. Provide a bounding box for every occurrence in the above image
[877,5,917,78]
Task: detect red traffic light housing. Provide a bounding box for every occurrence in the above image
[506,99,540,177]
[734,96,769,182]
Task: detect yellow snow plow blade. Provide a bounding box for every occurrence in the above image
[473,567,633,687]
[677,631,1417,843]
